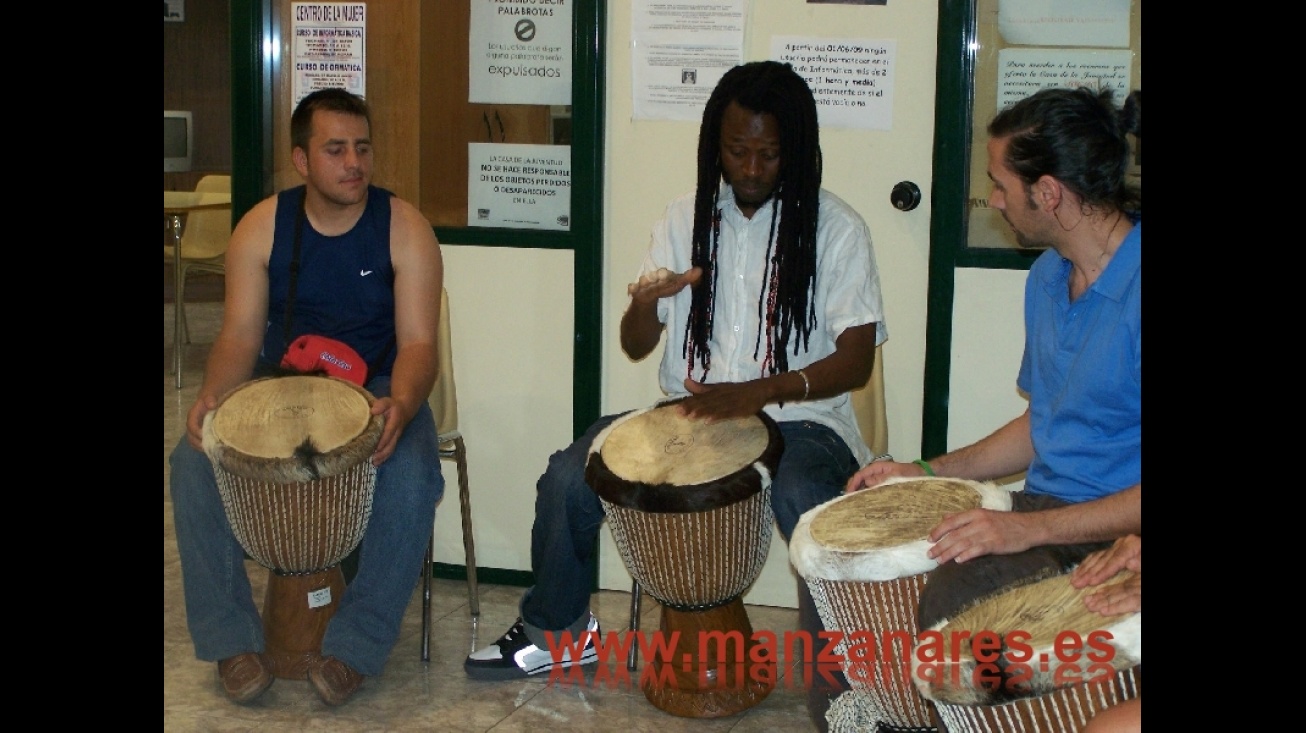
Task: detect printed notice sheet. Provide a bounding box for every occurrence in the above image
[469,0,572,105]
[292,3,366,107]
[996,48,1133,111]
[467,143,572,231]
[772,36,896,130]
[998,0,1131,48]
[631,0,745,121]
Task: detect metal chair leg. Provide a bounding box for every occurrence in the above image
[420,433,479,661]
[627,580,641,671]
[177,267,192,345]
[454,436,479,618]
[421,534,433,662]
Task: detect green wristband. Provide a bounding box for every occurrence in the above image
[913,459,935,476]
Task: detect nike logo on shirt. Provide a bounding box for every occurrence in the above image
[360,270,374,277]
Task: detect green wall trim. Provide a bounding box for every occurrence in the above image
[921,0,974,460]
[431,563,533,589]
[433,228,576,250]
[229,0,270,224]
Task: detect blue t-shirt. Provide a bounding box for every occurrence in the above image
[261,185,398,378]
[1017,222,1141,502]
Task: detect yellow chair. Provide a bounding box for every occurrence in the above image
[625,344,889,670]
[164,174,231,347]
[421,287,480,661]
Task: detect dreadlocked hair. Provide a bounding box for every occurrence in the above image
[684,60,822,380]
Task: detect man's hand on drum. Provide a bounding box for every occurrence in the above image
[678,379,769,423]
[844,460,928,493]
[368,397,409,466]
[627,266,702,304]
[1081,572,1140,616]
[1071,534,1140,587]
[926,509,1041,564]
[185,394,222,450]
[1072,534,1141,615]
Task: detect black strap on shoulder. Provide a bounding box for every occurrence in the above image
[281,187,308,345]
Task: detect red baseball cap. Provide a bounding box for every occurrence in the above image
[280,334,368,386]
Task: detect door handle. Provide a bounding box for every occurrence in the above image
[890,181,922,212]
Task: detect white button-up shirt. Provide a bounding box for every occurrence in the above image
[637,184,888,465]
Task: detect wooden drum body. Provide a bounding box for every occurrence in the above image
[586,401,784,718]
[789,477,1017,732]
[911,571,1142,733]
[203,375,383,679]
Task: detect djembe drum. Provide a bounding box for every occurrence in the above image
[911,571,1142,732]
[789,476,1018,732]
[586,400,784,718]
[202,374,383,679]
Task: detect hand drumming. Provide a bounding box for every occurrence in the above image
[627,266,702,302]
[1071,534,1141,615]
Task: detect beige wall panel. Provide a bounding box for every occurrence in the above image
[949,268,1028,490]
[431,245,576,571]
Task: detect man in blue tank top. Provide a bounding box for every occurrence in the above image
[169,89,445,706]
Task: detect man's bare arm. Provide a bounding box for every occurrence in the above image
[185,196,276,449]
[679,321,879,422]
[372,197,443,465]
[848,409,1035,491]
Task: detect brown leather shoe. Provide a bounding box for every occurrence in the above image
[308,656,364,706]
[217,652,273,704]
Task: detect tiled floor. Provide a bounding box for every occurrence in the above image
[164,301,824,731]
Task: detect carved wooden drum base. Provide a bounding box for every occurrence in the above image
[261,568,346,679]
[640,601,774,718]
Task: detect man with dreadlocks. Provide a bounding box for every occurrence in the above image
[465,60,887,684]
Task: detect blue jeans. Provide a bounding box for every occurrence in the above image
[169,376,444,677]
[519,416,858,640]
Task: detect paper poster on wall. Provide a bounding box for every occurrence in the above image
[467,143,571,231]
[996,48,1132,111]
[292,3,366,107]
[772,36,895,130]
[469,0,572,105]
[631,0,745,122]
[998,0,1130,48]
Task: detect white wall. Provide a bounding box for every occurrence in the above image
[430,246,575,572]
[948,268,1028,490]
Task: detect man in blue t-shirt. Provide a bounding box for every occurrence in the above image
[847,86,1142,627]
[169,89,445,707]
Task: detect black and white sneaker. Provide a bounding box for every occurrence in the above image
[464,614,600,680]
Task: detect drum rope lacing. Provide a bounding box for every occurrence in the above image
[931,666,1139,733]
[809,573,933,730]
[214,462,376,576]
[602,488,774,612]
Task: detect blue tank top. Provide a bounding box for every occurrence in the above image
[261,185,398,378]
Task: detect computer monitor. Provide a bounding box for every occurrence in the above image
[164,110,193,173]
